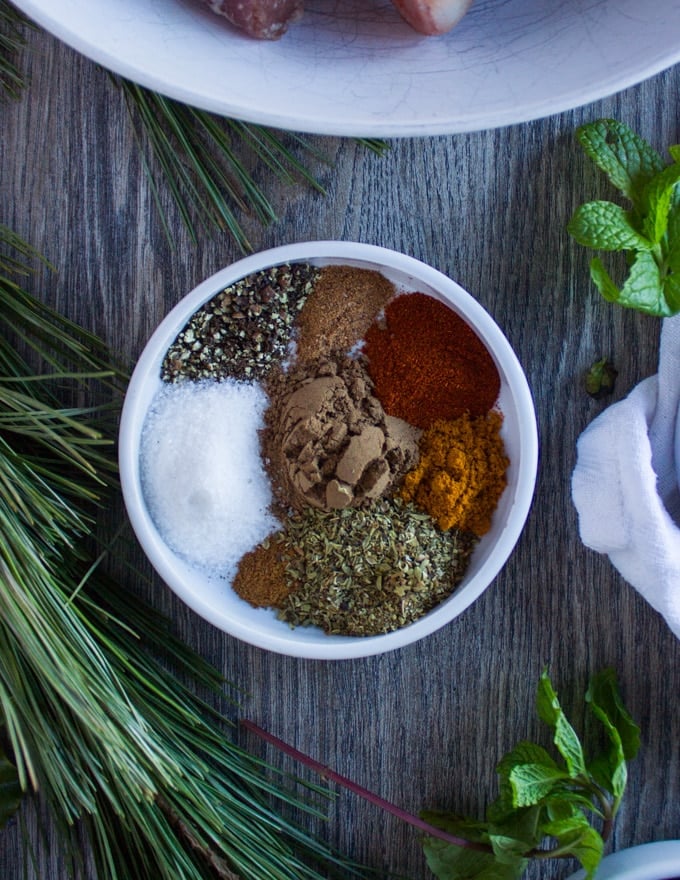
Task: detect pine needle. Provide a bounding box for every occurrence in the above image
[1,2,389,253]
[0,0,29,97]
[0,228,367,878]
[118,78,331,252]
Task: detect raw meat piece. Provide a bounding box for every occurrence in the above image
[391,0,473,35]
[204,0,304,39]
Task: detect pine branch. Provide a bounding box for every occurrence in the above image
[0,227,367,879]
[118,78,335,252]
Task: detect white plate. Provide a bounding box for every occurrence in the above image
[14,0,680,137]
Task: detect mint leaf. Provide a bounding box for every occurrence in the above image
[663,274,680,312]
[570,119,680,315]
[542,816,604,879]
[488,805,543,853]
[491,742,557,820]
[575,119,664,204]
[418,670,637,880]
[589,257,622,302]
[489,832,531,865]
[586,669,640,760]
[586,669,640,800]
[616,250,672,316]
[421,812,521,880]
[641,162,680,244]
[589,252,672,316]
[508,764,570,807]
[567,201,651,251]
[423,837,523,880]
[664,192,680,265]
[536,671,587,778]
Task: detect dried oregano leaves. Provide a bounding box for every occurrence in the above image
[276,498,476,636]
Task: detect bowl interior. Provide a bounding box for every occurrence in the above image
[119,242,538,659]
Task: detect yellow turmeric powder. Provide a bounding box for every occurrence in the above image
[399,412,508,536]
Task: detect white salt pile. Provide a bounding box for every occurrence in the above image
[140,378,278,579]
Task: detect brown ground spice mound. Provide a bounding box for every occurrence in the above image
[294,264,395,363]
[232,535,291,608]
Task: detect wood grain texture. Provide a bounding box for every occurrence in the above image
[1,18,679,880]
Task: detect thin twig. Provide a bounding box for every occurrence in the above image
[241,719,492,854]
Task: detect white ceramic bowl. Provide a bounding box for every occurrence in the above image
[566,841,680,880]
[119,241,538,659]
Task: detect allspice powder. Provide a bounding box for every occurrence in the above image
[294,264,395,363]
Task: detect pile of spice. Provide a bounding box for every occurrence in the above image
[139,261,510,637]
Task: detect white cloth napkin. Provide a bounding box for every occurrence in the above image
[571,316,680,639]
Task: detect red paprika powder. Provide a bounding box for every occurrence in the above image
[363,292,500,430]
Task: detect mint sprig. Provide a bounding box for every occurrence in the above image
[244,669,638,880]
[568,118,680,316]
[421,669,639,880]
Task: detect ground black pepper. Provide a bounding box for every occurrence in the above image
[161,262,320,383]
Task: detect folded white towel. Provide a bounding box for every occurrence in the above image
[571,316,680,639]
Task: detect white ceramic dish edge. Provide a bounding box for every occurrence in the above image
[565,840,680,880]
[13,0,680,138]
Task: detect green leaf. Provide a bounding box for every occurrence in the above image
[617,250,673,316]
[422,810,492,845]
[421,813,525,880]
[508,763,570,807]
[641,162,680,243]
[567,201,651,251]
[587,669,640,760]
[544,796,582,823]
[589,257,622,302]
[663,273,680,312]
[491,741,557,820]
[665,193,680,265]
[586,669,640,800]
[488,805,544,853]
[536,671,587,778]
[489,833,531,865]
[0,741,22,828]
[542,815,604,879]
[576,119,665,204]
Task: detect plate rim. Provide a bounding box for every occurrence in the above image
[13,0,680,137]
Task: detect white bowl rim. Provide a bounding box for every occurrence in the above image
[119,241,539,659]
[565,840,680,880]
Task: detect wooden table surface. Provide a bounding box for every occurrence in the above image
[1,14,679,880]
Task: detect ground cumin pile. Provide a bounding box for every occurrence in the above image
[232,534,291,608]
[399,411,508,536]
[294,264,395,363]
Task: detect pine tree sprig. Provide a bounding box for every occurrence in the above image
[0,226,367,879]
